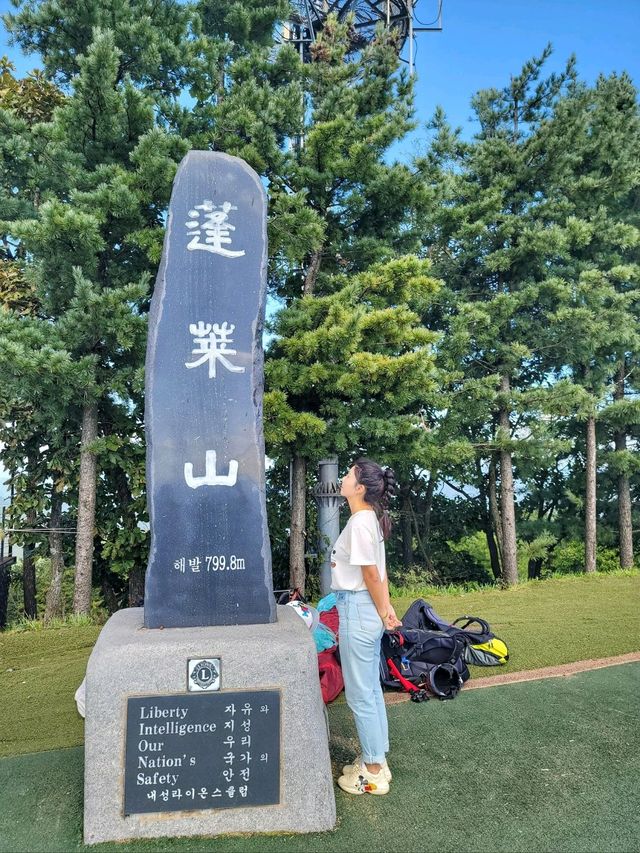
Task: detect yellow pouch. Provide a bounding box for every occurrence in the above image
[465,637,509,666]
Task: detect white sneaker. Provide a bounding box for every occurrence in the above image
[342,755,392,782]
[337,761,390,796]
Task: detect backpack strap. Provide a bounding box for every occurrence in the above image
[452,615,491,635]
[386,658,429,702]
[276,588,308,605]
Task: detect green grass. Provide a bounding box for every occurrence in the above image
[6,613,99,633]
[0,624,100,757]
[393,570,640,674]
[1,571,638,758]
[1,664,639,853]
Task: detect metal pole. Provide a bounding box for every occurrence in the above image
[312,457,344,596]
[408,0,414,75]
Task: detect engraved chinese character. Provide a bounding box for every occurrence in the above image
[186,200,245,258]
[185,321,245,379]
[184,450,238,489]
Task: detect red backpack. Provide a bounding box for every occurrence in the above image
[317,606,344,703]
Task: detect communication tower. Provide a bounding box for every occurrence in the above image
[277,0,443,73]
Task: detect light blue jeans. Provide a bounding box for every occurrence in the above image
[335,589,389,765]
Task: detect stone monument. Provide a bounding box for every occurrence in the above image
[83,152,336,844]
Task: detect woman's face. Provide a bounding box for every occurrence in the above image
[339,466,364,499]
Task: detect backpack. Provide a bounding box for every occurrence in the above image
[402,599,509,666]
[316,605,344,703]
[278,589,345,703]
[379,628,470,702]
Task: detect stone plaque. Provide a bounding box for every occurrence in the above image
[143,151,276,628]
[124,690,280,815]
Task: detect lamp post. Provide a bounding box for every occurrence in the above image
[312,457,345,596]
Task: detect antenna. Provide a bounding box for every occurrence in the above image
[276,0,443,74]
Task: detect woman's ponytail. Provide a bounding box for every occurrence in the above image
[353,458,398,541]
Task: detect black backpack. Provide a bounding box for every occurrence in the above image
[401,599,509,666]
[379,627,470,702]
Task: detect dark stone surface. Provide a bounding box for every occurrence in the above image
[124,691,280,815]
[144,151,276,628]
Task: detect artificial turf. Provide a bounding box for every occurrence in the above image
[1,663,638,853]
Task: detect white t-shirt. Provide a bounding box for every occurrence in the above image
[330,509,386,591]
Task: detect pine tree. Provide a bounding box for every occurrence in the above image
[1,56,68,618]
[186,14,423,588]
[419,57,640,582]
[0,12,190,613]
[188,14,422,589]
[264,17,424,587]
[2,1,326,609]
[1,1,319,610]
[265,257,442,592]
[543,72,640,572]
[416,47,580,585]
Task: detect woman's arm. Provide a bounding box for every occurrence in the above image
[361,565,402,630]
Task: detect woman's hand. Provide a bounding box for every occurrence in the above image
[382,605,402,631]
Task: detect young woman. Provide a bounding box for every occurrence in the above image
[331,457,401,795]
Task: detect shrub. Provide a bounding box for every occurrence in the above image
[437,542,494,585]
[387,563,440,594]
[5,558,108,629]
[543,540,631,577]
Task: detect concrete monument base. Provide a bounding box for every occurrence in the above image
[83,605,336,844]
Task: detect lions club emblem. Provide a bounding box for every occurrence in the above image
[187,658,221,692]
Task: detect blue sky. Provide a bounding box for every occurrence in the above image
[395,0,640,156]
